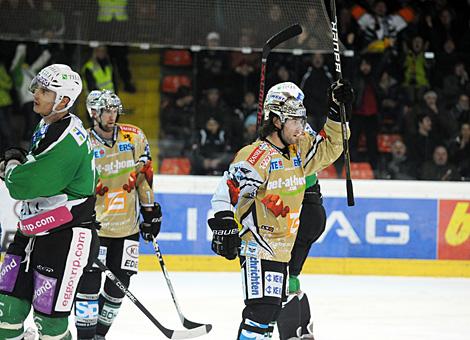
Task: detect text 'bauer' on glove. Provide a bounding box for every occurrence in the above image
[208,211,241,260]
[140,203,162,241]
[0,147,28,181]
[327,79,355,122]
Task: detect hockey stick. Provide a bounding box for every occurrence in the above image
[94,259,211,339]
[256,23,303,130]
[151,237,212,331]
[329,0,355,206]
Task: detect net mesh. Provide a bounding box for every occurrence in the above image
[0,0,336,52]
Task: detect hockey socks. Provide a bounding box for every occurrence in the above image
[238,318,274,340]
[96,291,123,336]
[277,292,314,339]
[0,295,30,340]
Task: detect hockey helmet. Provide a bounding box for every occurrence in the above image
[29,64,82,113]
[263,82,306,125]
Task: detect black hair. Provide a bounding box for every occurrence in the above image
[259,112,278,139]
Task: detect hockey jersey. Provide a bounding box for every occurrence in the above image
[89,124,154,238]
[211,119,347,262]
[5,114,96,234]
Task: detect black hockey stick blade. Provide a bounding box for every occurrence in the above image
[94,259,211,339]
[263,23,303,58]
[152,237,213,332]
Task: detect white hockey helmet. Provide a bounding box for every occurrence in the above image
[86,90,103,117]
[89,90,123,120]
[263,82,306,124]
[29,64,82,113]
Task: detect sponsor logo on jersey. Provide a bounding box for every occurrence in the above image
[247,147,266,166]
[105,190,127,212]
[121,240,139,272]
[260,225,275,232]
[266,175,306,191]
[71,126,87,146]
[55,229,90,312]
[260,155,271,169]
[247,256,262,299]
[264,271,283,298]
[94,148,105,159]
[241,240,259,257]
[293,156,301,168]
[75,301,99,320]
[120,125,140,134]
[270,158,284,171]
[96,159,135,175]
[118,142,133,152]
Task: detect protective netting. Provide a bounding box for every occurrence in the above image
[0,0,336,52]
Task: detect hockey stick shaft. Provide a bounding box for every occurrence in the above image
[329,0,355,206]
[256,23,303,130]
[94,259,210,339]
[152,237,212,330]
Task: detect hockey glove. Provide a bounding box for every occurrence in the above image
[208,211,241,260]
[327,79,354,122]
[0,147,28,181]
[140,203,162,241]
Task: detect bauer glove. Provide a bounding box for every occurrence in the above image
[208,211,241,260]
[0,147,28,181]
[140,203,162,241]
[327,79,354,122]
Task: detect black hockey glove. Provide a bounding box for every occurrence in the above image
[208,211,241,260]
[140,203,162,241]
[0,147,28,181]
[327,79,354,122]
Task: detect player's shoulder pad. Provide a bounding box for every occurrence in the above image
[237,140,274,167]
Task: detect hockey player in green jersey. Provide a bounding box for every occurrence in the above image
[74,90,162,339]
[208,80,353,339]
[0,64,99,340]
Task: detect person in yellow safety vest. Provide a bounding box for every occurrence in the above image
[82,46,116,94]
[97,0,128,22]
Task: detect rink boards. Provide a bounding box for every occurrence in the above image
[1,177,470,277]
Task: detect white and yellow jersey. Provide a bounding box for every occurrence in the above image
[89,124,154,238]
[211,119,347,262]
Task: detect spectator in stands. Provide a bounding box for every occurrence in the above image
[448,123,470,180]
[442,61,470,107]
[0,54,14,154]
[449,94,470,126]
[9,44,51,147]
[376,69,405,132]
[190,116,233,176]
[338,6,359,51]
[382,139,417,180]
[406,114,438,167]
[196,87,231,129]
[351,0,414,54]
[402,35,431,102]
[231,91,258,149]
[350,56,379,169]
[227,59,258,108]
[266,64,295,93]
[242,113,257,146]
[420,145,460,181]
[197,31,229,96]
[427,8,459,54]
[300,53,334,131]
[160,85,195,142]
[420,90,457,140]
[82,45,116,94]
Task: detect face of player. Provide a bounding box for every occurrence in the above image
[33,87,56,116]
[281,117,306,145]
[99,107,118,132]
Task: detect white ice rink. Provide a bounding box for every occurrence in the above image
[44,271,470,340]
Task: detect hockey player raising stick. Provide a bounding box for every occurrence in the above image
[208,80,353,339]
[74,90,162,339]
[0,64,98,340]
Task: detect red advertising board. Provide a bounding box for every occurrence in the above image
[438,200,470,259]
